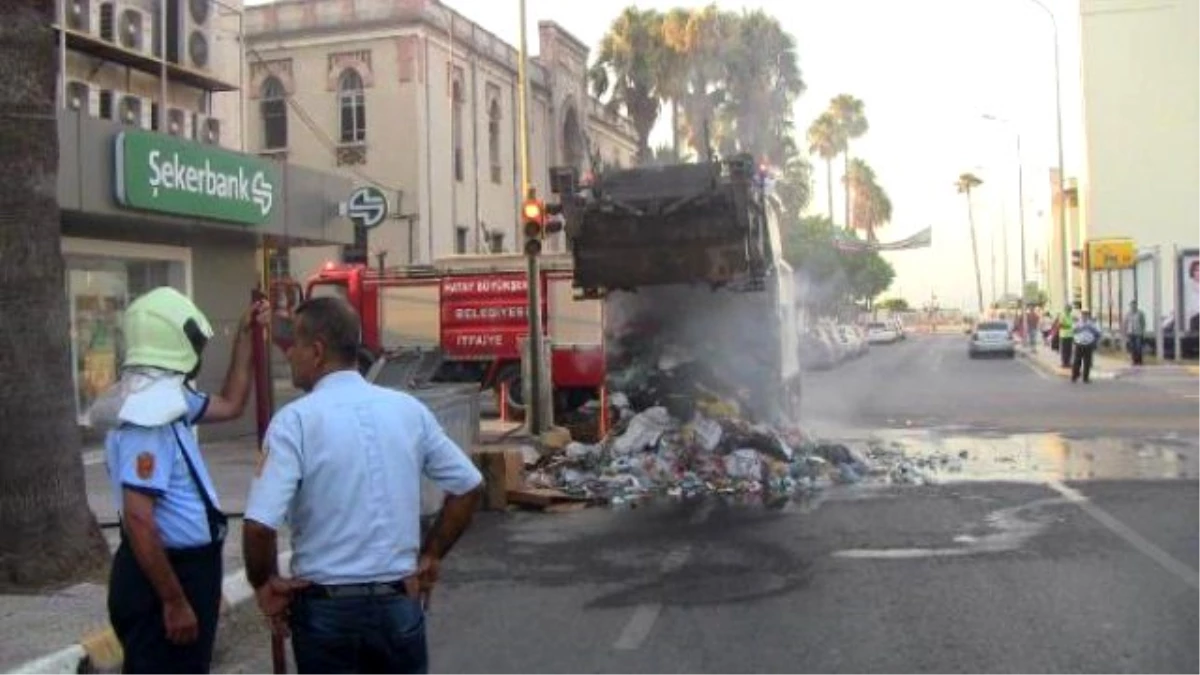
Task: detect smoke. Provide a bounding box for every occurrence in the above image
[602,283,788,425]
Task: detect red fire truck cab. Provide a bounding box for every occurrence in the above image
[303,253,605,413]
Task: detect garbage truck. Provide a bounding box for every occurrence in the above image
[554,154,803,425]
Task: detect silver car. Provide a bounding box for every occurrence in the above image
[968,320,1016,358]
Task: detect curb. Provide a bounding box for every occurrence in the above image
[1016,348,1119,381]
[7,553,290,675]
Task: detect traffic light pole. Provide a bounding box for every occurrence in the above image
[517,0,547,434]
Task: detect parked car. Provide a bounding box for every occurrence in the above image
[866,321,899,344]
[799,328,839,370]
[968,320,1016,359]
[837,325,868,358]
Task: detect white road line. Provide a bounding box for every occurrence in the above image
[613,502,714,651]
[1019,357,1052,381]
[1046,481,1198,590]
[82,450,104,467]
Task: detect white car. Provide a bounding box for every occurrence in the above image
[968,320,1016,358]
[865,321,898,344]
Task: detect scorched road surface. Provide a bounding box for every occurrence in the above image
[212,334,1198,674]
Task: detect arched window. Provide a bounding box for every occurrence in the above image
[452,79,464,182]
[488,99,502,183]
[260,76,287,150]
[562,106,582,169]
[338,69,366,143]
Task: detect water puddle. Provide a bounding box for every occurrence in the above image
[808,425,1198,484]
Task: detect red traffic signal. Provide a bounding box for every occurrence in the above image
[522,198,545,255]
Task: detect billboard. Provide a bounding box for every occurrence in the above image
[1181,249,1199,333]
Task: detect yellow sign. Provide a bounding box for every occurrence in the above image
[1087,238,1136,270]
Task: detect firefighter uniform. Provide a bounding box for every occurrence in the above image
[95,287,226,674]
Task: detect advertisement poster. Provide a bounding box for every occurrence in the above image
[1181,249,1199,333]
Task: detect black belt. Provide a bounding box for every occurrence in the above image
[300,580,411,600]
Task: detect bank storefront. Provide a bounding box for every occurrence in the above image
[59,111,352,438]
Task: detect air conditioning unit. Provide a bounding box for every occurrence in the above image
[65,0,100,33]
[97,1,116,42]
[166,107,192,138]
[193,113,220,145]
[117,5,154,55]
[118,93,153,129]
[167,0,213,72]
[65,80,93,114]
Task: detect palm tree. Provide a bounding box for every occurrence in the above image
[806,112,843,223]
[772,155,814,225]
[660,7,691,159]
[590,7,669,164]
[0,0,110,588]
[662,5,732,161]
[719,10,805,166]
[828,94,869,229]
[843,159,892,242]
[956,172,986,313]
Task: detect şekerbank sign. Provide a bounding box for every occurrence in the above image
[114,130,277,226]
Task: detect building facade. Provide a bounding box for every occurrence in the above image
[56,0,352,440]
[242,0,638,279]
[1076,0,1198,323]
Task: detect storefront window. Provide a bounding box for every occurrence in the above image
[66,253,186,424]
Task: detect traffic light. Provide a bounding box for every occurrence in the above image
[1071,249,1082,268]
[522,196,546,255]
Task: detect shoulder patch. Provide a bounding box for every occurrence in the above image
[135,452,155,480]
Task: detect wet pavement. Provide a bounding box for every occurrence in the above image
[208,334,1198,674]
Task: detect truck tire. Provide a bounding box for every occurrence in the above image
[494,364,525,416]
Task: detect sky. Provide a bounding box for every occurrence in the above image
[244,0,1088,310]
[438,0,1088,311]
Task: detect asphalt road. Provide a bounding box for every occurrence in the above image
[210,334,1198,674]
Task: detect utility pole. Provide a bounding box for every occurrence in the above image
[517,0,547,434]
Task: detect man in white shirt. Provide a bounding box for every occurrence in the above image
[242,296,483,674]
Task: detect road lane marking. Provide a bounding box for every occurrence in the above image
[1045,481,1198,590]
[83,450,104,467]
[613,502,714,651]
[1019,356,1052,381]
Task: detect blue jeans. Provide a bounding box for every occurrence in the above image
[289,592,428,674]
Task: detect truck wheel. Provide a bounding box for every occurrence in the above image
[495,365,525,416]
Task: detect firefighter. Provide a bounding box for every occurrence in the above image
[89,287,266,674]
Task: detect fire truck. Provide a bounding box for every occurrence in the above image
[300,252,604,413]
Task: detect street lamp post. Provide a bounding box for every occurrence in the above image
[1024,0,1070,308]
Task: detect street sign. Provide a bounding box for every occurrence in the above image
[346,186,389,229]
[1087,238,1136,270]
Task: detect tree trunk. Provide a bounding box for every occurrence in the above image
[966,192,985,314]
[842,147,851,231]
[0,0,110,590]
[825,158,834,223]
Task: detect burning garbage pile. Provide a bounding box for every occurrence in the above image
[522,286,883,506]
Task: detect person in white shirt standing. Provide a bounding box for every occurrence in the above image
[1072,309,1103,383]
[242,296,483,674]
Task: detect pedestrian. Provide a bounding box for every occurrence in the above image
[1058,305,1076,369]
[1123,300,1147,366]
[242,296,483,674]
[1072,309,1103,383]
[87,287,267,674]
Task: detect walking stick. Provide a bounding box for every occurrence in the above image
[250,289,287,675]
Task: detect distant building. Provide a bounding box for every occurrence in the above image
[243,0,638,278]
[1076,0,1198,323]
